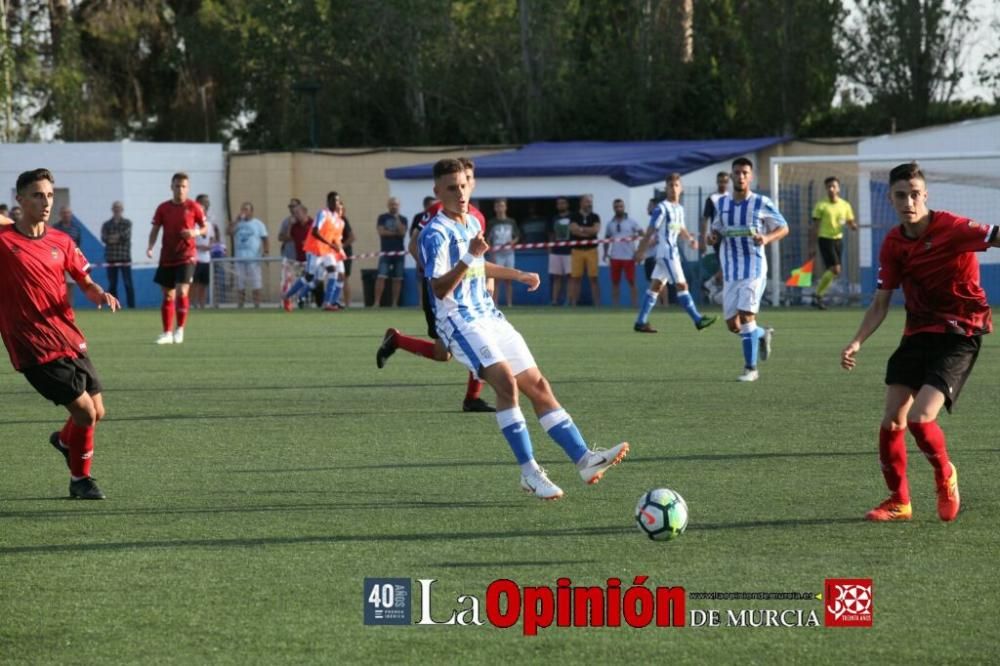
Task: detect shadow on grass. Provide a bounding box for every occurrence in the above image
[427,559,599,569]
[0,499,524,520]
[0,517,865,555]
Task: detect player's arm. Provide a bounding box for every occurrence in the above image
[79,274,121,311]
[841,289,892,370]
[146,223,160,258]
[408,230,421,261]
[429,233,489,300]
[633,224,657,263]
[679,226,698,250]
[484,262,540,291]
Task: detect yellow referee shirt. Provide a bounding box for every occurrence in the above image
[812,199,854,240]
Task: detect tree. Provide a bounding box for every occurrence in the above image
[838,0,974,130]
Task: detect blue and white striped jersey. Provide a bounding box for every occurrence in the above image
[648,200,687,260]
[711,193,787,281]
[419,211,496,328]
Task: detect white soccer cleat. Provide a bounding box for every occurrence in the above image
[577,442,630,485]
[155,332,174,345]
[759,327,774,361]
[173,328,185,344]
[737,368,759,382]
[520,467,564,500]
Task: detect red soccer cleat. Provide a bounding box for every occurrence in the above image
[936,463,960,522]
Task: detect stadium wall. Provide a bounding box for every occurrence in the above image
[0,142,225,308]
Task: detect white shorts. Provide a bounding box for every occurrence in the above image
[305,253,344,277]
[492,251,516,269]
[234,260,262,290]
[548,253,571,276]
[651,254,686,285]
[722,276,766,320]
[439,311,537,376]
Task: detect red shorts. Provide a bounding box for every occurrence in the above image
[610,259,635,285]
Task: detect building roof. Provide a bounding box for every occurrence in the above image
[385,137,788,187]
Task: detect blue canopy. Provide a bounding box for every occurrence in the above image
[385,137,788,187]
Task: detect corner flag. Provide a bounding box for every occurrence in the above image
[785,259,814,288]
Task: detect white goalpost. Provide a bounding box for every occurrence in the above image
[769,151,1000,307]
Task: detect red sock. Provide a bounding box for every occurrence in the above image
[176,294,190,328]
[161,299,175,332]
[59,417,73,448]
[878,426,909,503]
[66,421,95,478]
[465,371,483,401]
[908,420,952,482]
[395,332,436,359]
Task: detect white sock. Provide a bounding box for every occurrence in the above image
[520,460,541,475]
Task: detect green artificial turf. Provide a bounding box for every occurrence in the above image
[1,306,997,664]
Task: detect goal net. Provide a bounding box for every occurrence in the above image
[770,152,1000,307]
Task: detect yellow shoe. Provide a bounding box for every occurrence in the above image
[865,498,912,521]
[936,463,960,522]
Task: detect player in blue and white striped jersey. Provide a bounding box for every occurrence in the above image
[633,173,717,333]
[418,158,629,500]
[707,157,789,382]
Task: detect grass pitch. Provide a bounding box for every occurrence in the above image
[1,306,998,664]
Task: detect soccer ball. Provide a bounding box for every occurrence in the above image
[635,488,688,541]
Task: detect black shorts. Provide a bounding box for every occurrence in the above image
[818,237,843,269]
[885,332,982,412]
[22,355,103,406]
[422,278,438,339]
[154,263,196,289]
[194,262,211,286]
[343,247,353,277]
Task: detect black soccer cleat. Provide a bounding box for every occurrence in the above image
[49,431,70,469]
[463,398,497,413]
[634,323,658,333]
[376,328,399,369]
[69,477,106,500]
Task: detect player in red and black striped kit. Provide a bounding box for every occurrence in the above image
[0,169,120,499]
[842,161,1000,522]
[376,158,496,412]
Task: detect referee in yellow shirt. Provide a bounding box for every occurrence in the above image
[809,176,858,309]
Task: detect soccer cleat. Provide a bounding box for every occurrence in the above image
[695,315,718,330]
[864,498,912,521]
[48,431,70,469]
[375,328,399,369]
[759,327,774,361]
[322,303,342,311]
[520,467,564,500]
[936,463,960,522]
[462,398,496,413]
[282,298,293,312]
[737,368,759,382]
[173,328,184,344]
[155,332,174,345]
[634,323,658,333]
[69,477,106,500]
[577,442,630,485]
[812,296,828,310]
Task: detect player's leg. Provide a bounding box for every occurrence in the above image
[671,256,715,329]
[814,239,841,308]
[174,267,193,343]
[284,254,315,300]
[635,267,664,332]
[866,384,916,521]
[907,385,959,521]
[157,278,176,344]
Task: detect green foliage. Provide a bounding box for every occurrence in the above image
[0,0,996,145]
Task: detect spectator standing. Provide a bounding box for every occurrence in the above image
[700,171,730,301]
[604,199,642,306]
[192,194,220,309]
[52,206,84,306]
[280,203,312,311]
[277,197,303,300]
[548,197,573,305]
[487,198,521,307]
[568,194,601,307]
[228,202,270,308]
[410,196,436,307]
[100,201,134,308]
[374,197,408,307]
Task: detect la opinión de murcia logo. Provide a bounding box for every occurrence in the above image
[824,578,873,627]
